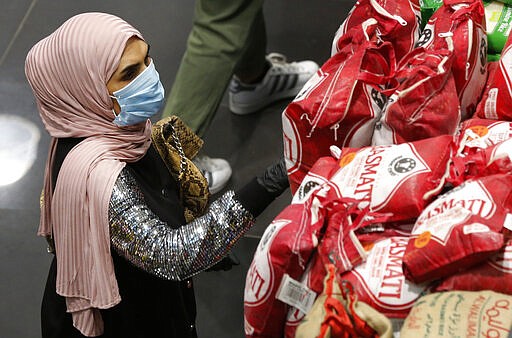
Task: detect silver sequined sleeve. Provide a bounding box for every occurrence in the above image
[108,168,255,281]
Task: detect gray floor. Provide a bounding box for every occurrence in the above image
[0,1,350,337]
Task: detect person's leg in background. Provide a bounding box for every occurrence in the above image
[163,0,265,136]
[229,10,319,116]
[162,0,318,194]
[162,0,265,194]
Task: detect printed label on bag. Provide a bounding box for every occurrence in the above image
[485,88,499,120]
[349,237,426,310]
[283,112,302,176]
[276,274,317,315]
[464,122,512,151]
[463,223,491,235]
[330,143,429,211]
[413,180,496,244]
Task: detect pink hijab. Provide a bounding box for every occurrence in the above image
[25,13,151,336]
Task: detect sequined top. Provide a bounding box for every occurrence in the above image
[109,168,255,281]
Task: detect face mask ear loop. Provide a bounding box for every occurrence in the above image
[109,95,120,118]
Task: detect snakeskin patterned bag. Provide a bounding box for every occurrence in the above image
[151,116,210,222]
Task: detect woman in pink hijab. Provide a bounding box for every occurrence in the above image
[25,12,288,338]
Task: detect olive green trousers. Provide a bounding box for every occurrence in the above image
[162,0,267,137]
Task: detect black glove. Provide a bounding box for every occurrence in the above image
[235,158,290,218]
[256,158,289,197]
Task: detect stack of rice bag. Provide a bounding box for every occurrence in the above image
[245,0,512,336]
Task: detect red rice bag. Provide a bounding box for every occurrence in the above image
[434,239,512,295]
[474,61,509,120]
[340,236,428,318]
[456,118,512,155]
[476,138,512,174]
[318,203,394,277]
[331,0,420,62]
[448,118,512,184]
[417,0,488,120]
[283,20,396,193]
[451,131,512,184]
[372,47,460,145]
[475,38,512,120]
[402,174,512,284]
[244,194,327,337]
[318,207,366,274]
[327,135,453,222]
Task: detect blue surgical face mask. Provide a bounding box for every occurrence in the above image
[110,59,165,126]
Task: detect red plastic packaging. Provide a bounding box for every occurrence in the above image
[332,0,420,62]
[283,21,396,193]
[403,174,512,284]
[417,0,488,120]
[372,47,460,145]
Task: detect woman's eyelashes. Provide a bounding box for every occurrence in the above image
[121,64,141,81]
[120,46,150,81]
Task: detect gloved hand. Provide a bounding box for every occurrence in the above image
[235,158,290,218]
[256,158,289,197]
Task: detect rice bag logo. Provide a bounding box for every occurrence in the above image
[415,26,433,48]
[416,14,422,28]
[282,113,302,175]
[339,152,356,168]
[389,157,416,175]
[245,219,291,306]
[480,38,487,75]
[331,143,429,211]
[296,180,320,201]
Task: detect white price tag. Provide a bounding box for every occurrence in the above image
[276,274,317,315]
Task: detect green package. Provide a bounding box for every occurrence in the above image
[488,53,502,61]
[419,0,444,29]
[493,0,512,5]
[485,0,512,54]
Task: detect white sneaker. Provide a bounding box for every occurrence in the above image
[193,155,232,194]
[229,53,319,115]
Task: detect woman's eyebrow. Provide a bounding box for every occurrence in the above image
[118,43,150,78]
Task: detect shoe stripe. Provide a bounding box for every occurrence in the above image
[288,74,298,90]
[269,74,281,96]
[276,74,290,93]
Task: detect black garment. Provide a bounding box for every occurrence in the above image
[42,139,197,338]
[40,138,278,338]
